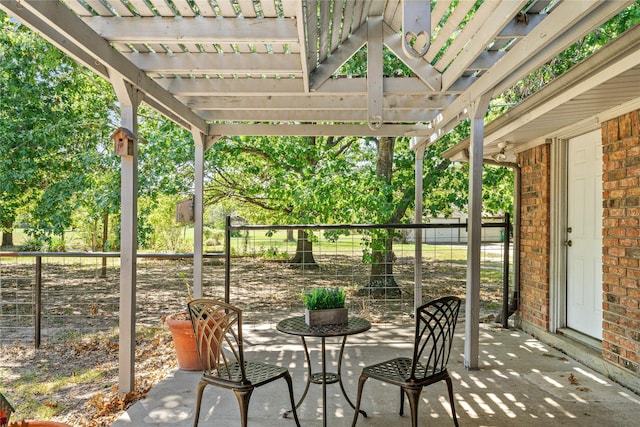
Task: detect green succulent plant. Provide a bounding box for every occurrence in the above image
[302,287,347,310]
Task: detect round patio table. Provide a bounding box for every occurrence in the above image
[276,315,371,427]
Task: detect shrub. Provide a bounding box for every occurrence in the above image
[302,287,346,310]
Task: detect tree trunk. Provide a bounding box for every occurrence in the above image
[286,229,295,242]
[101,212,108,278]
[2,220,13,247]
[290,229,318,268]
[365,137,401,296]
[367,228,400,297]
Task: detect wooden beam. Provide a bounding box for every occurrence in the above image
[192,130,205,299]
[184,93,451,110]
[383,23,441,91]
[82,16,299,43]
[123,52,302,74]
[207,123,432,137]
[296,0,311,92]
[112,79,141,394]
[464,92,491,371]
[310,25,367,90]
[422,0,630,150]
[199,108,439,123]
[440,0,529,90]
[157,76,454,96]
[367,16,384,129]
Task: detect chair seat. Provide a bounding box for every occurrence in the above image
[206,361,289,387]
[363,357,439,386]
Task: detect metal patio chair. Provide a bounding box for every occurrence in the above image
[187,298,301,427]
[351,296,461,427]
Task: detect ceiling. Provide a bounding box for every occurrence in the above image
[0,0,634,149]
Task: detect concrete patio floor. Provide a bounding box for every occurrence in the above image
[112,322,639,426]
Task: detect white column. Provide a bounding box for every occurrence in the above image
[367,15,383,130]
[112,79,141,393]
[414,142,425,312]
[192,130,205,299]
[191,132,220,299]
[464,93,491,370]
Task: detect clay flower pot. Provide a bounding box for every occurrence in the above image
[165,312,201,371]
[9,422,72,427]
[165,312,225,371]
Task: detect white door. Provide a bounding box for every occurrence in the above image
[567,131,603,339]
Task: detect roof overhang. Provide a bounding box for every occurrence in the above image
[443,23,640,163]
[1,0,633,140]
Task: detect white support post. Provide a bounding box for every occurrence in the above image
[464,93,491,370]
[192,130,205,299]
[367,15,383,130]
[191,132,220,299]
[414,142,425,312]
[112,79,141,393]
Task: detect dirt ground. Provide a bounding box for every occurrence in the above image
[0,254,508,426]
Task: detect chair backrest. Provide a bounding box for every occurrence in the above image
[187,299,246,383]
[410,296,461,382]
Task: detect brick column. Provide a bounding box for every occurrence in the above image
[518,145,551,330]
[602,110,640,375]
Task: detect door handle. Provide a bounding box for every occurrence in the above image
[565,240,573,247]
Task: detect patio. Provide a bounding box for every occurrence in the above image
[113,322,639,426]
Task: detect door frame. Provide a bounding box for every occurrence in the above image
[550,129,603,338]
[550,137,568,333]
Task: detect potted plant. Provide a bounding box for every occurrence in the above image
[1,393,71,427]
[165,310,201,371]
[302,287,348,326]
[164,276,225,371]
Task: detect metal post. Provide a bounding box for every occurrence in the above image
[225,215,231,304]
[35,255,42,348]
[502,213,511,329]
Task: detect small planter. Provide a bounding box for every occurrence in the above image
[165,311,225,371]
[305,307,348,326]
[165,312,201,371]
[9,422,72,427]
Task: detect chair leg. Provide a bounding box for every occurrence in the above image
[193,380,207,427]
[399,387,405,416]
[232,387,254,427]
[351,374,368,427]
[283,373,301,427]
[445,375,459,427]
[402,386,422,427]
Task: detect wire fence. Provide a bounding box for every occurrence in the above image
[0,218,512,347]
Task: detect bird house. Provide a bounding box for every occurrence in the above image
[176,197,194,224]
[111,127,136,156]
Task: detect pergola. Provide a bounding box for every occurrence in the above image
[1,0,632,393]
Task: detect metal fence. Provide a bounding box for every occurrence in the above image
[0,218,512,347]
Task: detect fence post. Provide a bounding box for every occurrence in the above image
[35,255,42,348]
[502,213,511,329]
[225,215,231,304]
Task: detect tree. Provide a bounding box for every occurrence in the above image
[205,134,366,265]
[0,12,116,247]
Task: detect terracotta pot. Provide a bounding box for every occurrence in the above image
[165,312,201,371]
[165,312,225,371]
[10,422,72,427]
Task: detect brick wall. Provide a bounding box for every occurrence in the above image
[602,110,640,375]
[518,144,551,330]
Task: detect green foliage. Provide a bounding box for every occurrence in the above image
[46,236,66,252]
[0,12,117,240]
[16,237,44,252]
[502,3,640,104]
[302,287,347,310]
[144,194,190,252]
